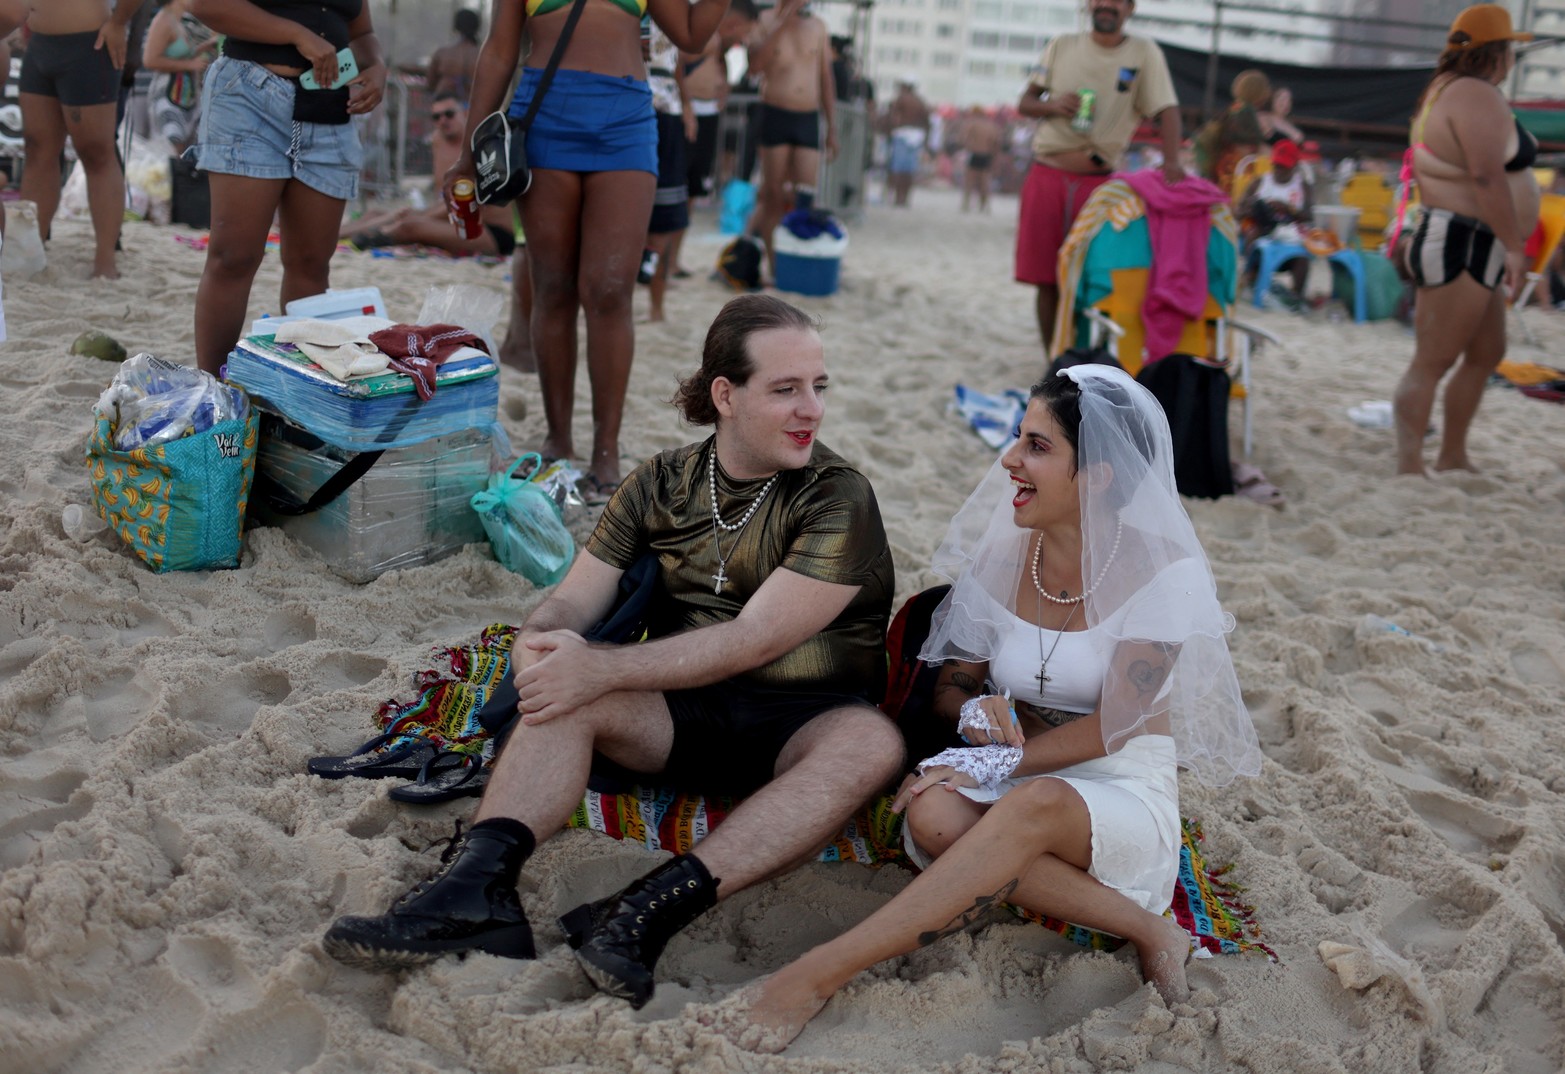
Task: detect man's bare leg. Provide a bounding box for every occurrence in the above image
[1035,282,1059,353]
[750,144,793,279]
[683,705,904,896]
[18,93,65,241]
[499,245,536,373]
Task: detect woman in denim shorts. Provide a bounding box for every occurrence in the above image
[188,0,385,375]
[443,0,737,501]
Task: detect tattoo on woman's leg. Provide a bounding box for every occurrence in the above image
[915,879,1019,947]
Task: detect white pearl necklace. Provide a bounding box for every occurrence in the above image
[708,452,780,594]
[1030,518,1122,604]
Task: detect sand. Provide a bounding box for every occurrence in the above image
[2,185,1564,1074]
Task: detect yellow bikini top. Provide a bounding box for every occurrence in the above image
[526,0,646,17]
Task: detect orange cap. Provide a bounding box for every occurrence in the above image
[1448,4,1533,48]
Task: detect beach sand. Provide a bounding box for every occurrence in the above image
[2,186,1564,1074]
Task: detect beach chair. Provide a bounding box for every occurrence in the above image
[1051,179,1280,462]
[1511,192,1565,345]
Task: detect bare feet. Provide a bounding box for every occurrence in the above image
[1137,916,1192,1006]
[91,262,120,280]
[696,975,830,1054]
[498,328,536,373]
[1432,457,1477,473]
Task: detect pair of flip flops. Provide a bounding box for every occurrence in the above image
[307,732,489,804]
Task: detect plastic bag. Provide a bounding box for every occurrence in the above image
[95,353,249,450]
[0,199,47,277]
[417,284,507,358]
[470,452,575,586]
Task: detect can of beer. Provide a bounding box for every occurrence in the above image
[449,178,483,240]
[1071,89,1096,132]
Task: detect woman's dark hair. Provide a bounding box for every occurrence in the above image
[1028,370,1155,484]
[1029,373,1085,476]
[454,8,482,42]
[673,295,817,426]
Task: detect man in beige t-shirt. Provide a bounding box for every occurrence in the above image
[1014,0,1184,350]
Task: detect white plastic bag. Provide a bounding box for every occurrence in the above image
[1,200,47,277]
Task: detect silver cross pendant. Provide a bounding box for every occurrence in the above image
[713,564,728,595]
[1035,665,1050,689]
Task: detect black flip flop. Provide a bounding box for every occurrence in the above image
[388,750,489,804]
[307,732,441,780]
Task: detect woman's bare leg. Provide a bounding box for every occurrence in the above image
[715,778,1190,1053]
[577,168,655,487]
[498,245,536,373]
[194,174,288,375]
[519,170,585,464]
[60,100,124,278]
[1393,274,1492,476]
[276,181,347,308]
[1434,285,1507,472]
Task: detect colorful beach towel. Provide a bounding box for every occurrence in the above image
[374,624,517,761]
[566,786,1275,961]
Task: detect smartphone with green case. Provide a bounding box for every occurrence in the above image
[299,47,358,91]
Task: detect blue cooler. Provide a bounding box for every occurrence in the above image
[773,226,848,297]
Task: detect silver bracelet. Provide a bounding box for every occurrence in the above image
[916,744,1023,791]
[957,695,999,742]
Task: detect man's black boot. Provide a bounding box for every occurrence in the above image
[559,854,718,1009]
[323,821,536,971]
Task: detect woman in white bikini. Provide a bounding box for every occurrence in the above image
[1394,4,1539,476]
[710,365,1263,1053]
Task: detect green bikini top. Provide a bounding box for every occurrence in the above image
[527,0,645,16]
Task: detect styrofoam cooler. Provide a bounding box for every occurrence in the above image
[773,227,849,297]
[248,414,491,582]
[1312,205,1361,245]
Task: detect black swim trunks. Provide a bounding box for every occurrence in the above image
[1406,207,1506,292]
[660,680,878,795]
[485,223,517,257]
[19,31,122,108]
[968,152,994,170]
[758,103,821,150]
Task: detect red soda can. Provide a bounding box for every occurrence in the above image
[449,178,483,239]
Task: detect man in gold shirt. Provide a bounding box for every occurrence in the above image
[1016,0,1184,350]
[325,295,902,1011]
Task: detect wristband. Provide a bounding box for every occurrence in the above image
[916,745,1023,791]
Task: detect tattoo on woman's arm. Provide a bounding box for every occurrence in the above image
[916,879,1019,946]
[948,669,982,697]
[1127,658,1169,699]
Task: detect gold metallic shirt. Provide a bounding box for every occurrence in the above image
[586,437,893,697]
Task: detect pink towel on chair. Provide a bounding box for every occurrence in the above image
[1123,171,1230,364]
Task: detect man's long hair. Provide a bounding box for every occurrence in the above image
[673,296,818,426]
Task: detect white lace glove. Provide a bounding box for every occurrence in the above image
[916,744,1023,792]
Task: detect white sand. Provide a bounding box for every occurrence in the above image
[2,186,1564,1074]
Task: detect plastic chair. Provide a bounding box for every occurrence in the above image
[1511,192,1565,345]
[1250,240,1367,322]
[1339,172,1394,250]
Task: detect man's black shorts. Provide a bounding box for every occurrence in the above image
[660,680,876,795]
[757,103,820,151]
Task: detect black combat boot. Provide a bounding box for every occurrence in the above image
[323,821,536,971]
[558,854,718,1009]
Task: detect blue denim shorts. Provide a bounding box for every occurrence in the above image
[192,56,362,201]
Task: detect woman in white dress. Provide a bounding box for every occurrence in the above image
[713,365,1263,1052]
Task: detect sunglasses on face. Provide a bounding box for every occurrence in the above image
[431,109,459,120]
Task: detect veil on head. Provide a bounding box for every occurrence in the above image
[921,365,1261,787]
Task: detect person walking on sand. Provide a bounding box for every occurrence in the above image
[746,0,836,279]
[961,105,1002,213]
[322,296,903,1013]
[1015,0,1184,352]
[1394,4,1538,477]
[705,366,1261,1053]
[11,0,149,279]
[883,76,929,208]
